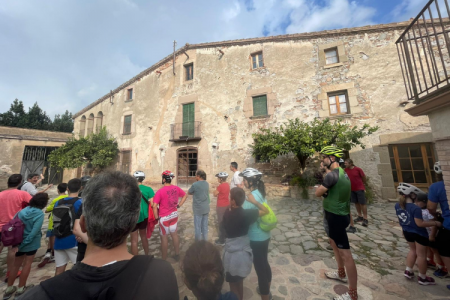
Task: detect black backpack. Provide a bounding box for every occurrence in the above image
[53,198,79,238]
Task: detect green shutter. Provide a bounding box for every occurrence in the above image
[252,95,268,116]
[182,103,195,137]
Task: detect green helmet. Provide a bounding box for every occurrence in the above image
[320,146,344,158]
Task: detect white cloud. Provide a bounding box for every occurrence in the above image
[223,2,242,22]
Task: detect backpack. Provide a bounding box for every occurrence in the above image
[1,213,25,247]
[258,201,278,232]
[53,197,79,238]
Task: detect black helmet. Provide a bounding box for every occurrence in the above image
[80,176,91,185]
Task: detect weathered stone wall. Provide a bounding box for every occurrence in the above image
[73,22,432,200]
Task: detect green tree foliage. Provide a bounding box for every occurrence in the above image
[251,118,379,170]
[48,128,119,171]
[0,99,74,133]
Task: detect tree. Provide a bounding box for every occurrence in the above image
[52,110,74,133]
[0,99,28,127]
[26,102,52,130]
[251,118,379,171]
[48,128,119,172]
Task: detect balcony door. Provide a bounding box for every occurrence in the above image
[177,147,198,187]
[182,103,195,138]
[389,143,437,189]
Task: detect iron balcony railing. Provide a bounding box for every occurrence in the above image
[396,0,450,103]
[170,121,202,142]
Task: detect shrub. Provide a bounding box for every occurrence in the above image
[290,172,318,199]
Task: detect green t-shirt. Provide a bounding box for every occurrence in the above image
[46,195,68,230]
[322,167,351,216]
[138,185,155,223]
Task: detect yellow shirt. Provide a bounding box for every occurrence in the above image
[46,195,67,230]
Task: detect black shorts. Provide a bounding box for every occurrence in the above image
[436,227,450,257]
[226,272,245,283]
[324,210,350,249]
[350,190,366,205]
[133,218,148,232]
[403,231,429,246]
[16,249,38,257]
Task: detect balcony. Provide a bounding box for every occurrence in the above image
[396,0,450,114]
[170,121,202,142]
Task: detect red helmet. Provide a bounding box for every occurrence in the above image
[162,170,175,179]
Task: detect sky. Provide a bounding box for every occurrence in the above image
[0,0,429,118]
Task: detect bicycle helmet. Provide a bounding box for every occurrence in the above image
[434,162,442,175]
[238,168,263,178]
[397,182,423,196]
[162,170,175,179]
[215,172,229,178]
[320,146,344,158]
[133,171,145,180]
[80,176,91,185]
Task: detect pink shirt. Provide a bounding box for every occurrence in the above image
[0,189,32,229]
[153,185,186,217]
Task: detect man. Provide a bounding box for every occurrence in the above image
[72,176,91,263]
[188,170,210,241]
[344,159,368,228]
[153,171,187,261]
[21,173,53,196]
[21,171,179,300]
[427,162,450,286]
[315,146,358,300]
[0,174,31,282]
[53,178,83,276]
[229,162,243,189]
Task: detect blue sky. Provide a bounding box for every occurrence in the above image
[0,0,428,119]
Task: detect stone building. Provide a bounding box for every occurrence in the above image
[72,20,436,200]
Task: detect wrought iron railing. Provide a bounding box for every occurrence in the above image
[170,121,201,141]
[396,0,450,103]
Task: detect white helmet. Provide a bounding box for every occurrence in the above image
[434,162,442,175]
[133,171,145,180]
[215,172,229,178]
[397,182,423,196]
[239,168,263,178]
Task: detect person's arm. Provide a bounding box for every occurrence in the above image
[38,184,53,194]
[74,219,89,244]
[178,193,188,208]
[427,201,438,217]
[360,168,367,186]
[213,187,219,197]
[246,193,269,216]
[315,170,338,197]
[45,198,59,213]
[153,204,159,220]
[188,184,195,196]
[21,214,44,247]
[315,185,329,197]
[237,175,244,188]
[430,225,438,241]
[415,218,441,228]
[36,174,44,185]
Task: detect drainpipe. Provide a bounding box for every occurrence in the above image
[173,40,177,76]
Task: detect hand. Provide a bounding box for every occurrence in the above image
[177,204,180,209]
[12,247,18,253]
[246,195,257,205]
[75,236,83,243]
[48,184,53,188]
[40,174,44,179]
[429,236,436,242]
[435,221,442,227]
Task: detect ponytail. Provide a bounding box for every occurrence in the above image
[399,194,407,209]
[257,179,266,199]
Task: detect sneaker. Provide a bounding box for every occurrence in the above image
[346,226,357,234]
[255,286,273,299]
[172,255,180,262]
[14,285,34,299]
[427,260,436,268]
[38,252,52,268]
[355,216,364,222]
[49,255,55,262]
[433,268,449,278]
[418,275,436,285]
[3,286,17,300]
[325,270,348,283]
[362,219,369,227]
[404,270,415,279]
[214,239,225,246]
[333,292,353,300]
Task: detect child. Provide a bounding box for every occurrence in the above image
[213,172,230,246]
[38,183,67,268]
[415,193,448,277]
[223,187,269,300]
[182,241,238,300]
[395,183,441,285]
[188,170,210,241]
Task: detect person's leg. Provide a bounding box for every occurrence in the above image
[160,234,169,260]
[130,230,139,255]
[194,215,202,241]
[338,249,357,289]
[361,204,368,220]
[229,280,244,300]
[330,239,345,270]
[139,228,149,255]
[54,249,69,276]
[406,241,417,269]
[355,203,362,218]
[18,254,35,288]
[202,214,209,241]
[216,207,226,242]
[170,231,180,256]
[416,242,428,276]
[349,213,354,227]
[49,236,55,253]
[6,246,16,274]
[250,240,271,300]
[7,254,24,287]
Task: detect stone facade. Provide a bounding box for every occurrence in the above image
[73,21,434,200]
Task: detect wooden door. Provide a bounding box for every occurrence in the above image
[177,147,198,187]
[182,103,195,137]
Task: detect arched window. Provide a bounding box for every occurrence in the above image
[79,116,86,137]
[86,114,94,135]
[96,111,103,133]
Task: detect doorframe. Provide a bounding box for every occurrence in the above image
[176,146,198,187]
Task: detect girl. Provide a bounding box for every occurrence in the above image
[182,241,238,300]
[3,193,49,299]
[239,168,272,300]
[395,183,441,285]
[213,172,230,246]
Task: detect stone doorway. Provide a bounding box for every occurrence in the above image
[177,147,198,188]
[20,146,63,185]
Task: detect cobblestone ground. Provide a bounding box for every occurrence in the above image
[1,192,450,299]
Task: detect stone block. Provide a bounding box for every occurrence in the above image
[321,100,329,110]
[319,110,330,118]
[378,150,390,164]
[381,173,395,188]
[318,93,327,100]
[377,163,393,175]
[348,96,358,107]
[382,187,397,200]
[350,106,363,114]
[347,88,358,97]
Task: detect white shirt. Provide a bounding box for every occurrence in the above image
[230,171,243,189]
[21,181,37,196]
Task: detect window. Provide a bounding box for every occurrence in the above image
[251,52,264,69]
[127,88,133,101]
[252,95,268,117]
[182,103,195,137]
[121,151,131,174]
[79,116,86,137]
[185,64,193,81]
[86,114,94,135]
[328,92,349,115]
[96,111,103,133]
[123,115,132,134]
[325,48,338,65]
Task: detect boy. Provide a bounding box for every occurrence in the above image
[188,170,210,241]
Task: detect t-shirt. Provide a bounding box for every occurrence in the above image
[242,189,271,242]
[54,197,83,250]
[217,183,230,207]
[0,189,32,230]
[395,202,428,238]
[230,171,243,189]
[153,185,186,218]
[188,181,210,215]
[422,208,434,236]
[138,185,155,223]
[428,181,450,230]
[322,168,351,216]
[223,207,259,238]
[344,166,366,191]
[21,181,38,196]
[46,195,68,230]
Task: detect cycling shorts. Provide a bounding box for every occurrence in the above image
[159,211,178,236]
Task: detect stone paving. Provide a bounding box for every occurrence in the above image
[1,191,450,299]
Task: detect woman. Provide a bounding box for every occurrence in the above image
[3,193,49,299]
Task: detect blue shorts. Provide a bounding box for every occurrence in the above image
[46,230,55,238]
